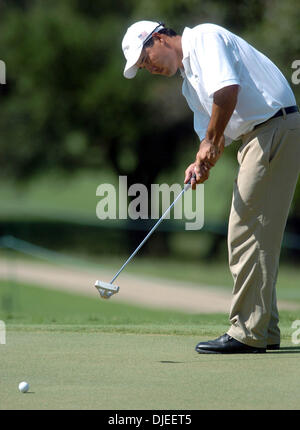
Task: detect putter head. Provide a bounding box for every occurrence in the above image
[94,280,119,300]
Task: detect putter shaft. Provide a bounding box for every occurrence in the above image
[110,181,192,284]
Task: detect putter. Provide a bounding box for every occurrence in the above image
[94,175,195,299]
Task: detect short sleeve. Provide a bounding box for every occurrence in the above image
[195,31,241,97]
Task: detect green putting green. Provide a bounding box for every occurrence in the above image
[1,328,300,410]
[1,281,300,409]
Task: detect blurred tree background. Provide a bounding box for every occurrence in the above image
[0,0,299,262]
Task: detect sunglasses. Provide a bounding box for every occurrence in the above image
[142,21,165,47]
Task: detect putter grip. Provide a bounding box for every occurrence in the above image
[190,173,197,183]
[186,173,196,187]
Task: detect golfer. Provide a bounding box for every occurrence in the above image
[122,21,300,353]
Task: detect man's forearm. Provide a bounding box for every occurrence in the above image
[194,84,239,183]
[205,84,239,145]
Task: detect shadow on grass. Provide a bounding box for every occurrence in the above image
[268,346,300,354]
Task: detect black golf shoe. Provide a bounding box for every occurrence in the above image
[195,333,266,354]
[266,343,280,350]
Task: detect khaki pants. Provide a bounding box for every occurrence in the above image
[227,112,300,348]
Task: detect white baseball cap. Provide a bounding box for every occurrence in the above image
[122,20,165,79]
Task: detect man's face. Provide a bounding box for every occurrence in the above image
[136,34,179,77]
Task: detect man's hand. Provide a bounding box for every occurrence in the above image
[196,138,220,167]
[184,161,210,190]
[184,135,225,189]
[197,133,224,165]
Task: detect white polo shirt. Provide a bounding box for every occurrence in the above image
[181,24,296,145]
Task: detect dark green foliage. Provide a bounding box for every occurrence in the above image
[0,0,299,218]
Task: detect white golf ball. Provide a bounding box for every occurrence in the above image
[18,381,29,393]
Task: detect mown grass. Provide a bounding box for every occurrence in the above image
[1,280,300,410]
[0,152,238,222]
[0,279,228,334]
[89,254,300,303]
[0,280,298,340]
[2,329,300,410]
[2,248,300,303]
